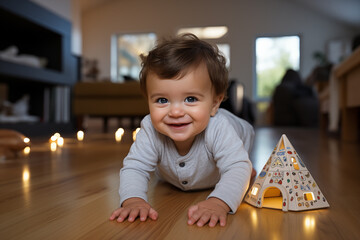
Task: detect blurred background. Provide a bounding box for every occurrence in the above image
[1,0,360,138]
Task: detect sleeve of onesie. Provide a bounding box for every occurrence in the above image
[206,117,253,213]
[119,116,159,207]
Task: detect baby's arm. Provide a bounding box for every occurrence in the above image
[109,197,158,222]
[187,197,230,227]
[190,114,252,227]
[112,117,160,223]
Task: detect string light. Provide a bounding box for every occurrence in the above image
[77,131,84,141]
[57,137,64,147]
[49,133,64,150]
[115,128,125,142]
[133,128,140,141]
[50,142,57,152]
[23,146,30,155]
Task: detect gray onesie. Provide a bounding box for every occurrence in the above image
[119,108,254,213]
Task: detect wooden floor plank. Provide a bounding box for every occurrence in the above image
[0,127,359,239]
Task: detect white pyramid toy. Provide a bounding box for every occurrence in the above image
[245,134,330,211]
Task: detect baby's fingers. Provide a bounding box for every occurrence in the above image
[139,208,149,221]
[148,208,159,221]
[196,213,211,227]
[137,207,158,222]
[188,205,198,219]
[219,215,227,227]
[208,215,219,227]
[110,203,158,223]
[128,208,140,222]
[117,208,131,222]
[187,205,201,225]
[109,208,123,221]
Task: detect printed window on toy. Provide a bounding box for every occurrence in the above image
[250,184,260,198]
[304,192,315,201]
[291,156,300,170]
[262,187,283,210]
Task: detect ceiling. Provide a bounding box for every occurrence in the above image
[80,0,360,28]
[290,0,360,28]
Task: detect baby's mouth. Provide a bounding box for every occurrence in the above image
[167,122,190,128]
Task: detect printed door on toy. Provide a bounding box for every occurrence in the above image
[261,185,288,211]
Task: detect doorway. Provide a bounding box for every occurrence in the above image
[262,187,283,210]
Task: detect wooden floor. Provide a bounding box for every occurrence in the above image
[1,126,360,240]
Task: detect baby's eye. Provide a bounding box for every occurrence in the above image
[185,96,198,103]
[156,98,168,104]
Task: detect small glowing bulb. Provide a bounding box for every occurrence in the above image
[115,128,125,142]
[57,137,64,147]
[23,137,30,144]
[23,146,31,155]
[50,135,58,142]
[118,128,125,136]
[50,142,57,151]
[77,131,84,141]
[132,128,140,141]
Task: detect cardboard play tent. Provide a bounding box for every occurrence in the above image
[245,134,330,211]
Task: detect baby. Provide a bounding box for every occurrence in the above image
[110,33,254,227]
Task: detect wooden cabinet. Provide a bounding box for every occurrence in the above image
[335,47,360,141]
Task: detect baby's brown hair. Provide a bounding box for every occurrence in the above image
[139,33,228,99]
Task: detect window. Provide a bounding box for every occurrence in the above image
[304,192,315,201]
[217,43,230,69]
[111,33,157,82]
[251,186,259,196]
[255,35,300,100]
[291,156,300,170]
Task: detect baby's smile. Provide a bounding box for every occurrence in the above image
[167,122,191,129]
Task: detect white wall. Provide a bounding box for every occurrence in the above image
[30,0,82,55]
[81,0,357,98]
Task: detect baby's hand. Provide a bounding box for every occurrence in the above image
[109,197,158,222]
[187,197,230,227]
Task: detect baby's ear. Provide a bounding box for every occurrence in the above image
[210,94,224,116]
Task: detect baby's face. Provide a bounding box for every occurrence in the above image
[146,62,223,153]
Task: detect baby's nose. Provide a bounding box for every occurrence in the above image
[168,103,185,117]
